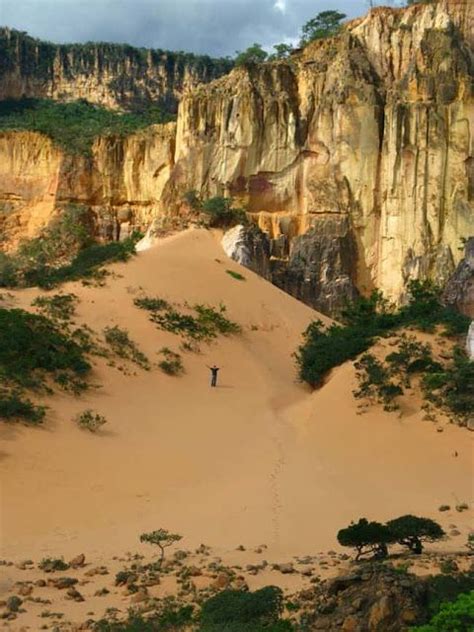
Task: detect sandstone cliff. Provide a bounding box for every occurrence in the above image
[0,124,176,247]
[167,0,473,308]
[0,28,233,112]
[0,0,472,314]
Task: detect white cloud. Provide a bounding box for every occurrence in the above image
[274,0,286,13]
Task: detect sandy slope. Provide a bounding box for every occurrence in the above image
[0,227,472,566]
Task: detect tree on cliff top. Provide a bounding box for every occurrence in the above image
[300,10,347,46]
[235,43,268,66]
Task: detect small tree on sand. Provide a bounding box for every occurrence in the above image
[337,518,393,561]
[387,515,445,554]
[139,529,182,567]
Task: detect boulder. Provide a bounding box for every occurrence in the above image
[222,224,271,280]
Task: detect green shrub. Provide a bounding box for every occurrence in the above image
[200,586,285,628]
[32,293,78,321]
[0,390,46,424]
[158,348,184,376]
[94,606,194,631]
[421,348,474,423]
[354,353,403,411]
[386,336,440,387]
[0,307,91,389]
[201,197,247,228]
[296,283,470,398]
[151,303,240,342]
[226,270,246,281]
[134,296,170,312]
[410,590,474,631]
[0,98,175,156]
[28,237,138,289]
[38,557,69,572]
[295,320,374,387]
[401,280,470,335]
[75,409,107,432]
[424,573,474,618]
[104,325,149,369]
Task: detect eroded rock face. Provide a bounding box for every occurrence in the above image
[221,224,271,280]
[0,1,472,315]
[164,0,473,305]
[444,237,474,317]
[0,124,176,248]
[0,28,233,112]
[466,321,474,359]
[271,216,359,315]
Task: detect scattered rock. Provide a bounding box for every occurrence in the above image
[16,584,33,597]
[52,577,78,590]
[69,554,86,568]
[94,588,110,597]
[130,589,148,604]
[212,573,231,590]
[274,563,294,574]
[66,587,84,602]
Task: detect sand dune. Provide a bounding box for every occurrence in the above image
[0,228,472,569]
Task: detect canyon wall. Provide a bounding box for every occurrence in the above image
[0,0,472,313]
[0,28,233,111]
[0,124,176,248]
[167,0,473,307]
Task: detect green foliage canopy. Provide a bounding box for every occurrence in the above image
[300,10,347,45]
[387,515,445,554]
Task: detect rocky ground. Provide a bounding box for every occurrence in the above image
[0,545,473,631]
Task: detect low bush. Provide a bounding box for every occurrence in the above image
[296,282,470,389]
[104,325,149,370]
[0,389,46,424]
[226,270,246,281]
[151,303,240,342]
[201,197,248,228]
[200,586,286,629]
[353,353,403,411]
[296,320,374,387]
[0,307,91,389]
[134,296,170,312]
[94,605,194,631]
[158,348,184,376]
[75,409,107,432]
[38,557,69,572]
[422,348,474,424]
[410,590,474,631]
[32,293,78,321]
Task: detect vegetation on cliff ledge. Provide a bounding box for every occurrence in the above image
[0,204,141,289]
[0,98,175,155]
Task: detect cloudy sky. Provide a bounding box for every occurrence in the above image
[0,0,376,57]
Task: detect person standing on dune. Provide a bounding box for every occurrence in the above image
[208,365,220,387]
